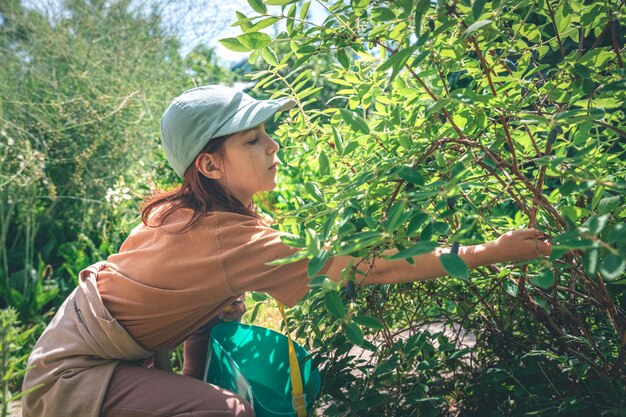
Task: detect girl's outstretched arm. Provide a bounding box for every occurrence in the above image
[325,228,552,285]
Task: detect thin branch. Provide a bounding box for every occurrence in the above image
[611,18,624,68]
[471,40,519,170]
[593,120,626,138]
[546,0,566,59]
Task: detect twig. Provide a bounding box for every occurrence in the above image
[546,0,566,59]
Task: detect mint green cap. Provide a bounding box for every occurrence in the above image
[161,85,296,177]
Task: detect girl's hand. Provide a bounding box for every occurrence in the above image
[488,228,552,263]
[220,294,247,322]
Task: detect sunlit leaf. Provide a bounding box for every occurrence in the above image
[219,37,251,52]
[247,0,266,13]
[339,109,370,134]
[462,19,493,38]
[236,32,272,50]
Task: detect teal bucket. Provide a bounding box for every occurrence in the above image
[204,321,321,417]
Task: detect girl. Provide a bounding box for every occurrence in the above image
[22,85,552,417]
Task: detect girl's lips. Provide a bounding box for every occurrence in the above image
[269,162,278,170]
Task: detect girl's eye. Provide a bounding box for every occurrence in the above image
[248,138,259,144]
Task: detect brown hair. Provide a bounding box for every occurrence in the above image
[141,135,258,233]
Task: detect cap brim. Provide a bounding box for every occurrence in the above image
[277,97,297,111]
[214,97,296,138]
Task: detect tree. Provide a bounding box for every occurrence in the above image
[226,0,626,415]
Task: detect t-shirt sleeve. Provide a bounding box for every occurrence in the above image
[216,215,332,307]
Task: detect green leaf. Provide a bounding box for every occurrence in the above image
[339,231,384,254]
[219,37,252,52]
[343,140,359,155]
[306,228,320,256]
[530,270,554,290]
[286,3,297,33]
[461,19,493,39]
[597,196,621,215]
[377,43,419,83]
[250,302,262,322]
[345,322,364,345]
[339,109,370,134]
[555,2,572,34]
[561,206,590,222]
[318,150,330,176]
[266,0,298,5]
[248,48,262,64]
[601,79,626,92]
[407,213,429,236]
[440,253,469,279]
[336,49,350,70]
[247,0,267,13]
[573,63,593,79]
[414,0,430,37]
[389,241,439,260]
[608,224,626,243]
[308,275,331,287]
[397,166,425,185]
[331,126,345,154]
[371,22,393,37]
[554,108,605,123]
[236,32,272,50]
[472,0,487,19]
[324,291,346,319]
[584,248,599,275]
[426,97,452,115]
[374,355,399,376]
[236,11,253,32]
[308,250,329,278]
[583,214,609,234]
[304,181,325,202]
[503,279,518,297]
[600,254,626,281]
[300,1,311,19]
[250,16,281,32]
[281,233,305,247]
[353,315,385,330]
[351,0,370,11]
[384,201,409,232]
[371,7,396,21]
[261,47,279,66]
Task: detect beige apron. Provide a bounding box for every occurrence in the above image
[22,262,152,417]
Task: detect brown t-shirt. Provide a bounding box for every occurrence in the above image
[97,209,329,351]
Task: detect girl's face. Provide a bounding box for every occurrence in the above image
[212,124,280,206]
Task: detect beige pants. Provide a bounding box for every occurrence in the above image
[100,363,255,417]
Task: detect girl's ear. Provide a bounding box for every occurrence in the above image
[195,152,223,180]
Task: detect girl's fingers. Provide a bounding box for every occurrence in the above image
[536,240,552,256]
[520,228,551,241]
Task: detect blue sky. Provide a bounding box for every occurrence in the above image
[19,0,327,66]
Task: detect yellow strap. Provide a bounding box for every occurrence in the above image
[277,302,307,417]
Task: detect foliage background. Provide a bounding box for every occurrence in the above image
[1,0,625,416]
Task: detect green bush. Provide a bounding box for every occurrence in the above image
[227,0,625,415]
[0,307,39,417]
[0,0,189,320]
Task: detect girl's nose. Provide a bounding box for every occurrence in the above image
[267,136,280,154]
